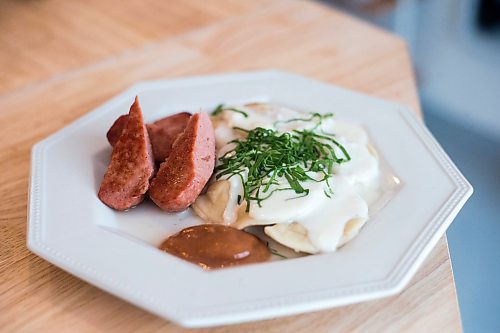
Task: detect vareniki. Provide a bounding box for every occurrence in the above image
[193,103,380,253]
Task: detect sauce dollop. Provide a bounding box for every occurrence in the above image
[159,224,270,270]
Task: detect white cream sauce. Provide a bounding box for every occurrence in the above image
[203,103,380,253]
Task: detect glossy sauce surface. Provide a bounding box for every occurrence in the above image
[159,224,270,270]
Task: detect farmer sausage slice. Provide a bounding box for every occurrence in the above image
[98,97,155,211]
[146,112,191,164]
[107,112,191,165]
[106,114,129,147]
[149,113,215,212]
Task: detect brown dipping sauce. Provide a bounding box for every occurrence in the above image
[159,224,270,270]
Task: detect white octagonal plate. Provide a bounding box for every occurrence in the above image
[28,71,472,327]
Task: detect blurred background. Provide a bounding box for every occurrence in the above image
[327,0,500,332]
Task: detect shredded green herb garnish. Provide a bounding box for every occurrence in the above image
[214,112,350,212]
[211,104,249,118]
[274,112,333,130]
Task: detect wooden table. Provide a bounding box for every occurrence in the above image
[0,0,462,331]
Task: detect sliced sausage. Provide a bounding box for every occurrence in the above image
[149,112,215,212]
[106,114,129,147]
[146,112,191,164]
[107,112,191,165]
[98,97,155,211]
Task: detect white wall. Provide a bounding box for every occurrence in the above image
[406,0,500,140]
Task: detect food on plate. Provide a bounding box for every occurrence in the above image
[106,114,129,147]
[159,224,270,270]
[191,179,234,224]
[146,112,191,164]
[98,97,155,210]
[192,103,379,254]
[263,177,369,253]
[98,99,380,266]
[149,112,216,212]
[107,112,191,164]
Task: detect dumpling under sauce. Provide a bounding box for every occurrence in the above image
[192,103,380,254]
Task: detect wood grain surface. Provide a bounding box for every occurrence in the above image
[0,0,462,332]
